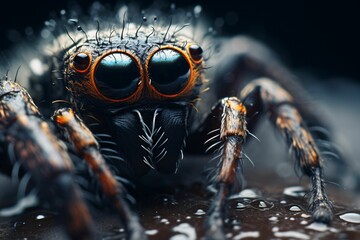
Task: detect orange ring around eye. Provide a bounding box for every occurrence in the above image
[89,50,144,103]
[145,46,198,99]
[72,52,92,73]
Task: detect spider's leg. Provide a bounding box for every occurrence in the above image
[0,80,93,239]
[240,78,333,223]
[53,108,146,240]
[194,97,247,240]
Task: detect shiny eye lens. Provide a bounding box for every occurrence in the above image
[94,53,140,100]
[189,44,203,61]
[73,53,91,72]
[148,49,190,95]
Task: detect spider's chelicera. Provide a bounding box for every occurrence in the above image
[0,4,339,240]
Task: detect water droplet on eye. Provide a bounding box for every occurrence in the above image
[194,209,205,216]
[36,215,45,220]
[249,200,274,211]
[339,212,360,223]
[289,206,302,212]
[283,186,307,197]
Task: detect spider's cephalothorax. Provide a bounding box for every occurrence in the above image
[0,3,347,240]
[63,24,206,176]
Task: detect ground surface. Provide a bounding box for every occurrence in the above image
[0,79,359,239]
[0,163,360,240]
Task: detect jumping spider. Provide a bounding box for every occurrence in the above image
[0,3,338,240]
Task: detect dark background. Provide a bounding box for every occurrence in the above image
[0,0,359,80]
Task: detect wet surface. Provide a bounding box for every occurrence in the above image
[1,163,360,240]
[0,80,359,239]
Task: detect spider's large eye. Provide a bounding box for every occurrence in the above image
[94,52,141,100]
[148,49,190,96]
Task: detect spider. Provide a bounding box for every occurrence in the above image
[0,3,339,240]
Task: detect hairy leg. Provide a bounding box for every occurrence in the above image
[0,80,92,239]
[191,97,247,239]
[53,107,146,240]
[241,78,333,222]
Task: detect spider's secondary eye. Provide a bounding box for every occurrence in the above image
[94,53,141,100]
[189,44,203,62]
[148,49,190,95]
[73,52,91,72]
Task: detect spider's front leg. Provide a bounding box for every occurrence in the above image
[196,80,332,239]
[0,80,93,239]
[196,97,247,240]
[53,108,146,240]
[240,78,333,222]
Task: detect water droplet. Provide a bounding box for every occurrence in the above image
[272,226,279,232]
[300,220,308,225]
[160,218,170,224]
[236,202,246,209]
[280,200,287,204]
[274,231,310,239]
[269,216,278,222]
[146,229,158,236]
[290,217,295,221]
[250,200,274,211]
[339,212,360,223]
[186,216,191,219]
[230,189,259,199]
[301,213,311,218]
[283,186,306,197]
[289,206,302,212]
[194,209,205,216]
[171,223,196,240]
[306,222,338,232]
[233,231,260,239]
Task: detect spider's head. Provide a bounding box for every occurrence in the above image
[63,29,206,176]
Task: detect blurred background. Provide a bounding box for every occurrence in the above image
[0,0,359,81]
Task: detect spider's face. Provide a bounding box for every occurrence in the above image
[63,32,205,176]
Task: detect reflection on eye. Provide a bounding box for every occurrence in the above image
[148,49,190,95]
[94,53,140,100]
[73,52,91,72]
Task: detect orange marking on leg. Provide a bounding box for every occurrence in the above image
[228,100,246,114]
[55,108,75,126]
